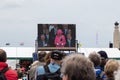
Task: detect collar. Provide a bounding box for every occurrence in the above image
[48,63,60,73]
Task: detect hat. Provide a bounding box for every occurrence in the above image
[98,50,108,59]
[57,29,63,35]
[51,51,63,60]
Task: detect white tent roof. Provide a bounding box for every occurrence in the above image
[0,47,35,58]
[78,48,120,58]
[0,47,120,59]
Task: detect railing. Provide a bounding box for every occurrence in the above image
[37,47,76,51]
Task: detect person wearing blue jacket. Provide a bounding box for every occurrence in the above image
[36,50,65,80]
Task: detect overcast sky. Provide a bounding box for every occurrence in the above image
[0,0,120,47]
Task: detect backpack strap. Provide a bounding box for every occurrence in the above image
[0,68,9,73]
[44,65,60,73]
[44,65,50,73]
[0,68,9,80]
[43,65,61,80]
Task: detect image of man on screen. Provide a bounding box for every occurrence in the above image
[49,24,58,47]
[65,33,75,47]
[62,24,69,37]
[38,34,47,47]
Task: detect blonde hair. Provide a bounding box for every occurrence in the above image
[104,59,119,80]
[115,67,120,80]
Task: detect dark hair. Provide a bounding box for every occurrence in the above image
[51,50,64,60]
[0,49,7,62]
[38,51,46,62]
[98,50,108,59]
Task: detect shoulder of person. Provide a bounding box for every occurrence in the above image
[5,69,18,80]
[36,66,45,75]
[37,65,44,69]
[6,69,18,75]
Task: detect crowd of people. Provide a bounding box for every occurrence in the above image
[1,48,120,80]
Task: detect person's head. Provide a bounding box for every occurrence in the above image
[63,24,68,29]
[40,34,45,41]
[66,33,72,39]
[50,50,65,64]
[88,51,101,67]
[61,54,96,80]
[98,50,108,66]
[0,49,7,62]
[52,24,58,29]
[56,29,63,36]
[38,51,46,62]
[67,29,72,34]
[42,24,48,29]
[104,59,119,80]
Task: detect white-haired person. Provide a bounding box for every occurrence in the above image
[88,51,107,80]
[61,53,96,80]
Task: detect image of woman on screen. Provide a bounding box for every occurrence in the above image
[54,29,66,47]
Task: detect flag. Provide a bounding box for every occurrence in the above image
[79,43,82,48]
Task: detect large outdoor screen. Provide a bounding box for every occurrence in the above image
[37,24,76,51]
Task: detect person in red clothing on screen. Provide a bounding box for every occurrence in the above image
[0,49,18,80]
[54,29,66,47]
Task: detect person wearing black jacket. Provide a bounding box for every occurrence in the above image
[65,33,75,47]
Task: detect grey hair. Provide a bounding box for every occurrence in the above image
[61,54,96,80]
[88,51,101,67]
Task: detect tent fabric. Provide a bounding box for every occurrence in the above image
[0,47,120,59]
[0,47,35,58]
[78,48,120,58]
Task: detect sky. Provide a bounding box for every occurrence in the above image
[0,0,120,48]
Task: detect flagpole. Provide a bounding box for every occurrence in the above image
[16,47,17,68]
[96,32,98,45]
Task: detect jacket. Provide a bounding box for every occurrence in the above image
[54,35,66,47]
[36,63,60,75]
[0,62,18,80]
